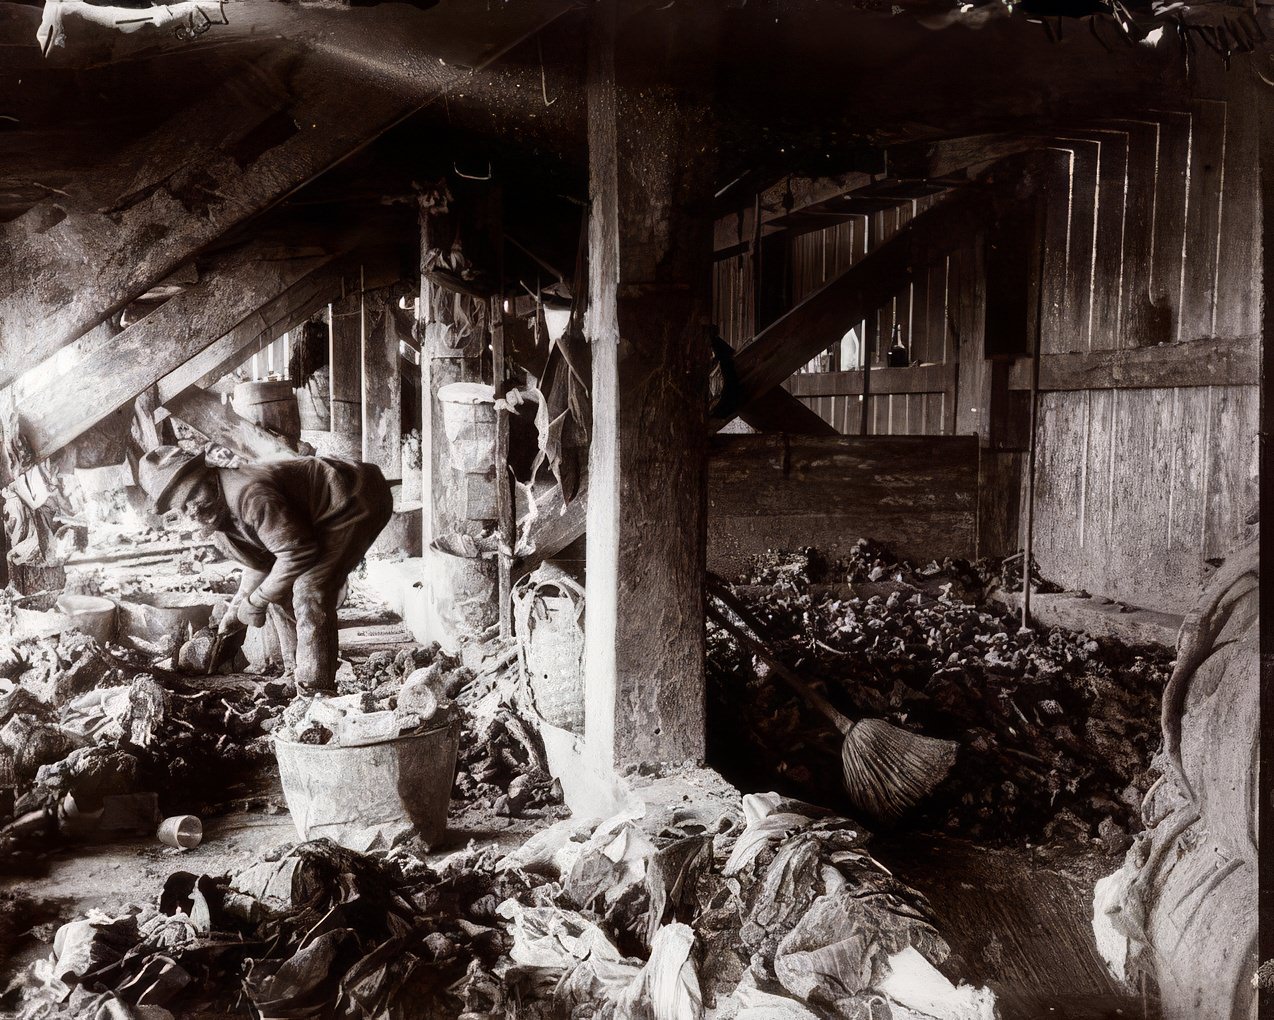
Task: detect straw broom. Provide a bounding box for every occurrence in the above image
[707,586,957,822]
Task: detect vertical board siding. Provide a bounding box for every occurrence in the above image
[1030,90,1257,613]
[1082,131,1130,351]
[1113,120,1160,348]
[1149,111,1192,340]
[1032,383,1257,614]
[716,96,1256,615]
[1214,79,1261,341]
[1054,138,1099,352]
[1178,99,1227,343]
[712,251,755,350]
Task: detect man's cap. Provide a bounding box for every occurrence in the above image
[136,446,208,513]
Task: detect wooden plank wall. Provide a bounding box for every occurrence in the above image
[707,434,979,579]
[707,73,1259,613]
[712,251,754,350]
[1028,72,1260,614]
[776,194,961,435]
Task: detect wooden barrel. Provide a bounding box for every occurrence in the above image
[233,381,302,448]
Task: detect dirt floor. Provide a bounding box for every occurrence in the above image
[874,833,1154,1020]
[0,758,552,984]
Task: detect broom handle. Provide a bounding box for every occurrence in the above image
[706,599,857,737]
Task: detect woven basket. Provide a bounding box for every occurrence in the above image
[514,565,585,733]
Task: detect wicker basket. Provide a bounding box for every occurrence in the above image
[513,565,585,733]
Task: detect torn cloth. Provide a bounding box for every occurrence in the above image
[37,1,227,54]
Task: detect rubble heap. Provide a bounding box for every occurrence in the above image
[707,542,1171,847]
[8,790,995,1020]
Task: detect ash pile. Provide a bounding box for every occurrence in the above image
[707,542,1171,850]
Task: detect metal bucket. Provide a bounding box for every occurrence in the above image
[427,538,497,651]
[115,592,214,652]
[273,717,460,849]
[54,594,116,645]
[437,382,495,472]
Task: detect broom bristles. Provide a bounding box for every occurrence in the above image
[840,718,957,823]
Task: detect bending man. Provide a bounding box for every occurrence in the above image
[137,447,393,692]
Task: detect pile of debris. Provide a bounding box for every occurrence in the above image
[707,542,1171,847]
[6,788,996,1020]
[0,630,289,868]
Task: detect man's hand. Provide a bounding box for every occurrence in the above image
[236,593,269,629]
[217,610,246,637]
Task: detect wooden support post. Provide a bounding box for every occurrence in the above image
[328,289,364,461]
[360,283,405,478]
[491,295,514,639]
[418,185,486,552]
[583,0,716,769]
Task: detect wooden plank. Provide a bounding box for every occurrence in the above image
[1107,121,1161,349]
[736,387,839,435]
[1204,384,1259,562]
[1037,150,1073,357]
[161,258,352,399]
[1179,100,1227,342]
[164,386,298,463]
[133,387,164,452]
[1053,138,1099,352]
[1214,81,1261,342]
[1029,394,1080,585]
[1167,386,1210,593]
[1006,335,1257,391]
[952,240,990,438]
[1080,388,1116,593]
[0,1,574,389]
[16,253,328,463]
[1078,131,1129,351]
[1149,111,1192,343]
[787,363,955,398]
[707,434,979,578]
[1030,392,1089,596]
[330,290,363,445]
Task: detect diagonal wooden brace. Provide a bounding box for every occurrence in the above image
[515,184,1002,576]
[14,249,345,464]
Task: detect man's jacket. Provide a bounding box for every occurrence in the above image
[214,457,391,603]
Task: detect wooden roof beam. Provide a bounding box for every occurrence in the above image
[0,1,574,389]
[163,386,298,463]
[14,248,346,464]
[157,258,373,403]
